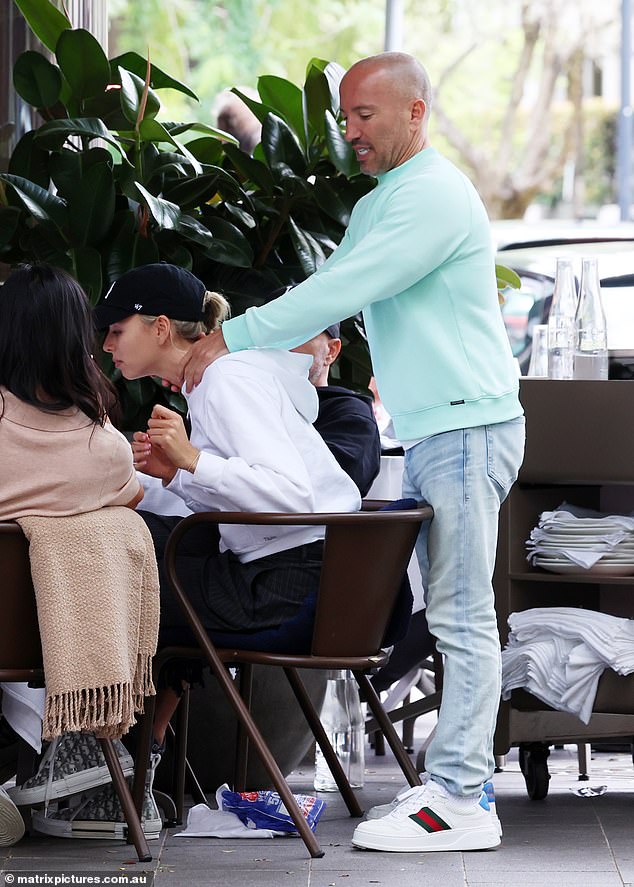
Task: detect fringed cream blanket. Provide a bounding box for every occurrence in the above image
[16,507,160,741]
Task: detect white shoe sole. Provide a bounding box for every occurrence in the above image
[31,809,161,841]
[352,823,501,852]
[8,755,135,806]
[0,790,25,846]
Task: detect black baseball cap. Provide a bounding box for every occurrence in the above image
[94,263,206,330]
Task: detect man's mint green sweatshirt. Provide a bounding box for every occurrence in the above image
[222,147,522,441]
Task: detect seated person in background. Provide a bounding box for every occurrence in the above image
[292,323,381,497]
[97,263,361,747]
[0,264,147,845]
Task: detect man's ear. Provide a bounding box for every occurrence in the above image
[411,98,426,123]
[325,337,342,366]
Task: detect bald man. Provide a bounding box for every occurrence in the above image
[179,52,524,852]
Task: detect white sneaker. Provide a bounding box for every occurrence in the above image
[481,781,502,837]
[352,781,501,852]
[367,777,502,837]
[0,786,25,847]
[366,775,429,820]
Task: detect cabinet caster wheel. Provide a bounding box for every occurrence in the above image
[519,743,551,800]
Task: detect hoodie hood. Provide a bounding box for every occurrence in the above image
[188,349,318,423]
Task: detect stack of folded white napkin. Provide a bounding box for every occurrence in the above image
[526,502,634,574]
[501,607,634,723]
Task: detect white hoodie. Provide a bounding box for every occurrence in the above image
[166,349,361,561]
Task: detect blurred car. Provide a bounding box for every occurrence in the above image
[493,223,634,374]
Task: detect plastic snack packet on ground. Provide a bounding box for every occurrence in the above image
[570,785,608,797]
[221,788,326,833]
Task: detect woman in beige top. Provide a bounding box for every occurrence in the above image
[0,263,142,518]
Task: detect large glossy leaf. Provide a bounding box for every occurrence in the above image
[166,122,237,145]
[0,173,67,228]
[14,0,71,53]
[184,137,225,166]
[68,162,115,245]
[313,177,351,226]
[223,144,274,194]
[111,53,199,102]
[0,207,22,248]
[232,88,275,126]
[50,147,111,200]
[324,110,356,177]
[19,222,72,268]
[104,212,159,284]
[138,119,202,175]
[163,173,223,210]
[303,64,332,140]
[323,61,346,115]
[201,217,254,267]
[13,51,62,108]
[496,263,521,291]
[257,76,306,147]
[56,29,110,102]
[82,89,131,132]
[224,203,256,229]
[35,118,132,164]
[135,182,181,231]
[261,114,306,175]
[118,67,160,125]
[70,245,102,304]
[288,216,326,276]
[160,242,193,270]
[7,131,49,188]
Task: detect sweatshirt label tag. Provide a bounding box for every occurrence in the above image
[450,400,465,406]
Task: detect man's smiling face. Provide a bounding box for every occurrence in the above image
[340,63,425,177]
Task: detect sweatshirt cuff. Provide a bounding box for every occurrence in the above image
[222,315,254,352]
[184,450,225,488]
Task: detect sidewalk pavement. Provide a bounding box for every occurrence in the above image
[1,719,633,887]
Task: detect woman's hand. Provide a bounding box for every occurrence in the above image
[145,405,200,474]
[132,430,178,484]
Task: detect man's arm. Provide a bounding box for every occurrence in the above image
[182,172,474,388]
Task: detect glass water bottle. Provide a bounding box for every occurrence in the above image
[547,257,577,379]
[573,257,608,380]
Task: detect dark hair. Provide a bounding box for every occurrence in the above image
[0,263,117,425]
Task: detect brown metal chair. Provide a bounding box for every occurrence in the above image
[132,502,433,858]
[0,521,152,862]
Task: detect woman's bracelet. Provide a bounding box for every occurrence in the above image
[186,450,201,474]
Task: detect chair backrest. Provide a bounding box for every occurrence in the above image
[312,509,427,657]
[0,521,44,675]
[164,505,432,659]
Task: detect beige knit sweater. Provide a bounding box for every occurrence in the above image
[16,507,160,740]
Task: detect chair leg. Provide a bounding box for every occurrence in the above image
[205,654,324,857]
[233,663,253,792]
[283,667,363,818]
[355,671,421,787]
[172,687,190,823]
[99,738,152,862]
[132,694,156,819]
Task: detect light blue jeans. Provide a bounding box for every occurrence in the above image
[402,416,525,797]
